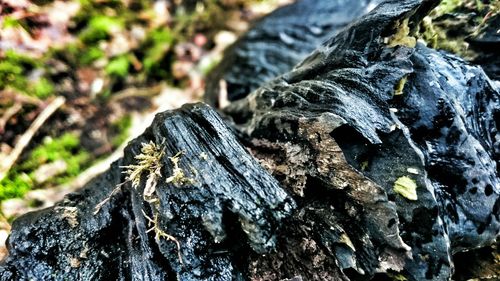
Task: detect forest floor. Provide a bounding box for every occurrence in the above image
[0,0,291,257]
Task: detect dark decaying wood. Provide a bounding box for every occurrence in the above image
[1,0,498,280]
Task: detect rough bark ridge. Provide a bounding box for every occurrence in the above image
[205,0,384,106]
[1,0,499,281]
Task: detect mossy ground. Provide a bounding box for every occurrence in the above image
[0,133,89,201]
[417,0,499,57]
[0,0,274,210]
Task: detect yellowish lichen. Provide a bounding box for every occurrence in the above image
[199,152,208,161]
[394,76,408,96]
[122,140,166,191]
[142,209,183,264]
[94,139,166,214]
[166,151,196,186]
[58,206,79,228]
[388,272,408,281]
[386,18,417,48]
[394,176,418,201]
[93,140,184,264]
[360,161,369,171]
[339,233,356,251]
[69,257,81,268]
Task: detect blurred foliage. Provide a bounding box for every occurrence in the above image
[0,133,90,201]
[1,0,234,100]
[418,0,498,56]
[79,16,125,44]
[0,50,54,99]
[110,114,132,147]
[142,28,175,79]
[0,0,267,204]
[106,55,131,78]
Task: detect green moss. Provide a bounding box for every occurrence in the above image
[0,50,40,92]
[394,176,418,201]
[4,50,40,68]
[434,0,462,17]
[166,151,196,186]
[418,16,469,56]
[0,60,25,90]
[111,115,132,147]
[173,0,225,39]
[89,16,123,33]
[0,133,91,201]
[2,16,22,29]
[0,50,56,99]
[418,0,495,57]
[32,78,55,99]
[122,140,166,189]
[80,46,105,65]
[360,160,369,171]
[24,133,81,168]
[387,18,416,48]
[142,28,175,76]
[387,271,408,281]
[0,171,32,201]
[105,55,130,78]
[79,16,124,44]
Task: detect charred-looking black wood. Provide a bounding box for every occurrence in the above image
[225,0,499,280]
[0,104,295,280]
[204,0,383,107]
[1,0,499,281]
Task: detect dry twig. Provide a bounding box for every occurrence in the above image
[0,102,23,133]
[0,90,43,106]
[0,96,66,181]
[92,180,129,215]
[109,84,164,103]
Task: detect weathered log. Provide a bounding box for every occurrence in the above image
[1,0,499,281]
[224,0,499,279]
[204,0,384,106]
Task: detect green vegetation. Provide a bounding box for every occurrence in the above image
[0,172,32,202]
[106,55,130,78]
[393,176,418,201]
[165,151,196,186]
[142,28,175,78]
[79,16,124,44]
[394,76,408,96]
[418,0,499,57]
[387,271,408,281]
[0,0,264,206]
[386,18,416,48]
[80,46,106,66]
[434,0,462,17]
[22,133,90,179]
[111,115,132,147]
[0,133,90,201]
[122,140,166,190]
[0,50,54,99]
[33,78,55,99]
